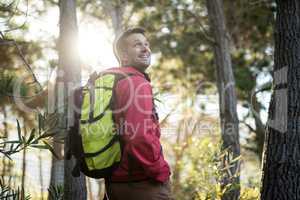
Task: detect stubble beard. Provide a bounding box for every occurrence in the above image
[133,56,151,71]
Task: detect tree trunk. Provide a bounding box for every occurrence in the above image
[49,142,64,190]
[251,94,265,161]
[206,0,240,199]
[101,0,125,35]
[58,0,86,199]
[260,1,300,199]
[1,106,8,181]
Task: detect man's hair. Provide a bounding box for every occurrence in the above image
[113,27,146,64]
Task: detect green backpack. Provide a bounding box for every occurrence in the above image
[67,70,133,179]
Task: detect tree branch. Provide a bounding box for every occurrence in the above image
[0,31,42,91]
[240,120,256,133]
[184,9,216,45]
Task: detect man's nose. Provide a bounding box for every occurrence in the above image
[142,44,151,53]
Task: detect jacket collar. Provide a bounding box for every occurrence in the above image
[106,66,149,80]
[120,66,146,77]
[123,66,151,82]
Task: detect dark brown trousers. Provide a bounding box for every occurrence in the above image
[104,180,174,200]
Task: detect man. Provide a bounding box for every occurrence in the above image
[104,27,173,200]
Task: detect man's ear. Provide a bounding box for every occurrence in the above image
[120,50,129,63]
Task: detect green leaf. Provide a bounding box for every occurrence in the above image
[48,184,64,200]
[31,138,39,144]
[0,140,20,144]
[15,142,22,151]
[230,155,241,164]
[39,131,56,139]
[2,152,12,160]
[43,140,59,159]
[30,144,48,149]
[21,136,26,143]
[154,97,162,104]
[16,119,21,141]
[38,113,42,135]
[27,128,36,145]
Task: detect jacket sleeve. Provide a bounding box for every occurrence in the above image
[115,76,170,183]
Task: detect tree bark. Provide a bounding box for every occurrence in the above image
[251,94,265,161]
[206,0,240,199]
[101,0,125,35]
[1,106,8,182]
[260,1,300,199]
[49,142,64,189]
[58,0,87,199]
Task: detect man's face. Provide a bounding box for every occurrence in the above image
[122,33,151,71]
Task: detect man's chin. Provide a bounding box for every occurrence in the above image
[133,62,150,71]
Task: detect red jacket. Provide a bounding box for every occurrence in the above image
[109,66,170,183]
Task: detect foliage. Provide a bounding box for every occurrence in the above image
[0,112,60,159]
[172,135,259,200]
[240,187,260,200]
[0,179,63,200]
[0,178,30,200]
[0,71,31,106]
[48,185,64,200]
[0,110,61,200]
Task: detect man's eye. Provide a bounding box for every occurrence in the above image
[133,42,150,48]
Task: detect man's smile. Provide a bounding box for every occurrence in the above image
[138,54,150,59]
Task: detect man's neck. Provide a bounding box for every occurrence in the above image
[121,65,147,73]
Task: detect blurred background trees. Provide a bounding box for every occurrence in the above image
[0,0,276,199]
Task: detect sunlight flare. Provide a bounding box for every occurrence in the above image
[78,24,118,72]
